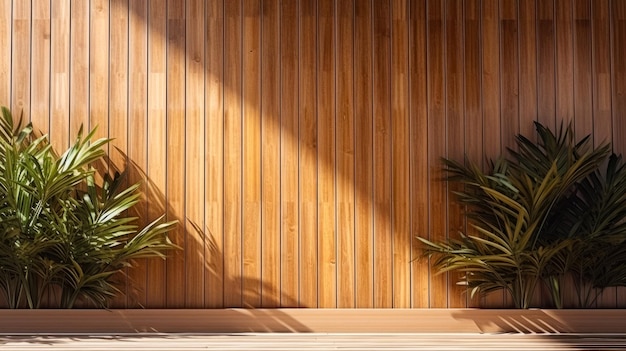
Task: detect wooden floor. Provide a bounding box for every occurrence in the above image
[2,333,626,350]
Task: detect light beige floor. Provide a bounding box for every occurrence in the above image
[1,333,626,350]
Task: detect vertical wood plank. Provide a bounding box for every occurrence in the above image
[519,0,538,139]
[500,0,519,150]
[410,0,429,308]
[109,0,129,308]
[573,1,593,139]
[373,0,392,309]
[520,0,542,308]
[614,0,626,311]
[224,0,243,307]
[205,0,225,309]
[90,0,109,142]
[495,0,518,306]
[260,0,281,308]
[613,0,626,154]
[127,0,149,308]
[145,0,168,308]
[50,0,70,150]
[537,0,556,130]
[185,0,206,308]
[317,0,337,308]
[391,0,410,308]
[299,0,318,308]
[31,0,51,135]
[445,0,466,308]
[165,0,186,308]
[591,0,612,148]
[463,0,483,308]
[354,0,374,308]
[69,0,89,139]
[481,0,503,307]
[336,0,355,309]
[427,0,447,308]
[0,0,10,105]
[12,0,31,120]
[556,0,574,129]
[280,0,300,307]
[242,0,262,308]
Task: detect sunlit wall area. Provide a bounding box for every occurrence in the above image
[0,0,625,309]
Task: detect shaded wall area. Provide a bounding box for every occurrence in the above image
[1,0,626,308]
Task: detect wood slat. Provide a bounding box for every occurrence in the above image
[184,0,205,308]
[165,0,186,308]
[391,0,410,309]
[373,0,392,309]
[11,0,30,120]
[427,0,447,308]
[127,0,149,308]
[31,0,50,135]
[223,0,243,308]
[298,0,318,308]
[260,0,281,308]
[463,0,483,308]
[242,0,262,308]
[145,0,168,308]
[279,0,299,308]
[205,0,225,309]
[0,0,9,105]
[50,0,70,150]
[69,0,89,139]
[481,0,504,308]
[353,0,374,308]
[537,0,556,130]
[336,0,356,309]
[317,0,337,309]
[109,0,129,308]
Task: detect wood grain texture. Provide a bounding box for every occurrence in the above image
[353,0,374,308]
[481,0,504,308]
[427,0,447,308]
[11,0,30,120]
[31,0,50,135]
[128,0,149,308]
[0,0,9,105]
[260,0,281,308]
[336,0,355,309]
[317,0,337,309]
[242,0,262,308]
[3,0,626,309]
[410,0,429,309]
[205,0,225,309]
[69,0,89,139]
[445,0,466,308]
[223,0,243,308]
[109,0,129,308]
[373,0,392,308]
[185,0,205,308]
[165,0,186,308]
[145,0,168,308]
[279,0,299,308]
[298,0,318,308]
[463,0,483,308]
[391,0,410,309]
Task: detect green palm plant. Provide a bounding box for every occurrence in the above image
[0,106,176,308]
[419,122,610,308]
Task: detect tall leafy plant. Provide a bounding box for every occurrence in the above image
[0,107,176,308]
[419,122,611,308]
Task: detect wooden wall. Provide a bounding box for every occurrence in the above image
[1,0,626,309]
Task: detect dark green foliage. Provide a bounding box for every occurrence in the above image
[418,121,626,308]
[0,107,176,308]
